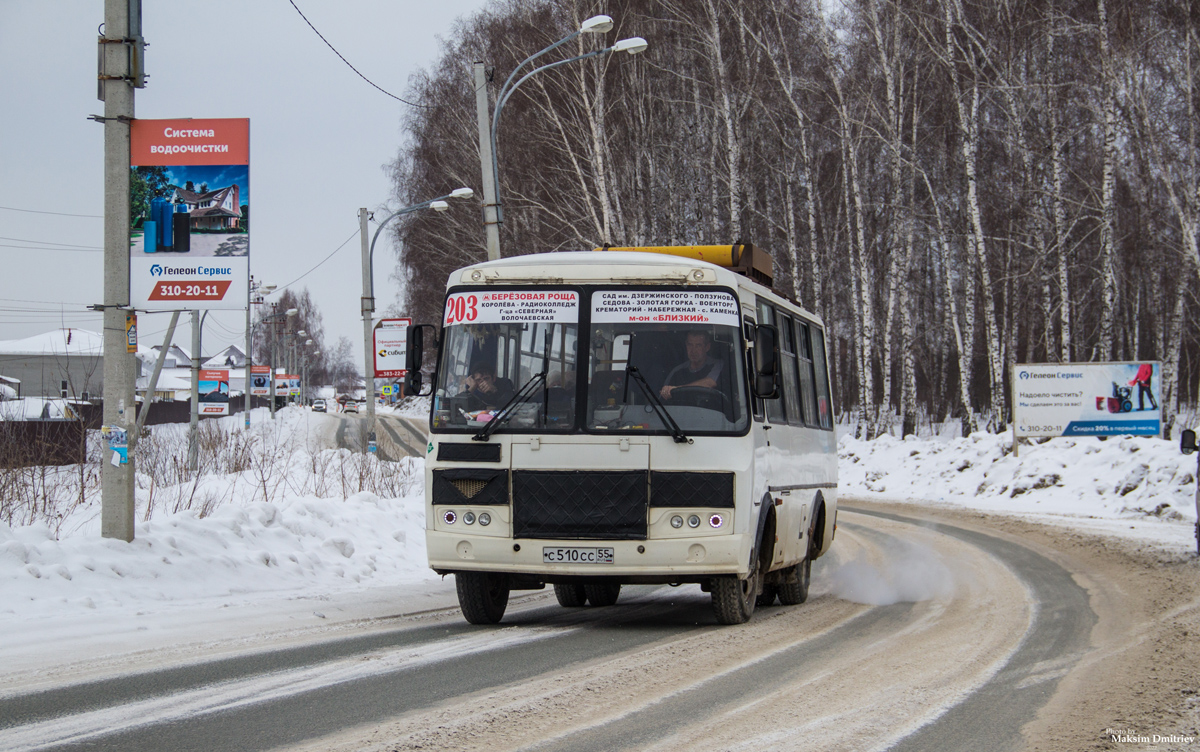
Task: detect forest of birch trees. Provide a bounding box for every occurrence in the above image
[388,0,1200,437]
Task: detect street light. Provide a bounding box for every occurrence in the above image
[359,189,473,450]
[478,16,647,260]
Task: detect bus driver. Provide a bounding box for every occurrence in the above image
[463,362,516,409]
[660,330,723,401]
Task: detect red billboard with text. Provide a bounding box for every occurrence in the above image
[130,118,249,311]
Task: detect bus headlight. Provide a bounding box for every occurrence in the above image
[670,515,684,528]
[443,510,457,524]
[687,514,701,529]
[464,511,476,525]
[709,513,724,528]
[478,512,491,526]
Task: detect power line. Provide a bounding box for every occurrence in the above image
[0,235,99,247]
[0,243,103,252]
[0,205,103,218]
[285,0,428,109]
[276,227,359,291]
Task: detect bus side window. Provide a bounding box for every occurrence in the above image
[795,320,818,426]
[745,315,764,421]
[811,325,834,429]
[778,314,803,426]
[756,298,787,425]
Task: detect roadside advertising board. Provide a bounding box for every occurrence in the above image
[1013,362,1162,438]
[249,365,271,396]
[129,118,250,310]
[374,317,411,378]
[198,369,230,416]
[289,377,300,397]
[274,374,290,395]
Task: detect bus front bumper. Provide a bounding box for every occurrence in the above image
[427,530,751,579]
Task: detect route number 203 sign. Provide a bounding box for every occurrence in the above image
[444,290,579,326]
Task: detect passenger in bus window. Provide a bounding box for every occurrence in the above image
[660,330,723,400]
[464,362,515,408]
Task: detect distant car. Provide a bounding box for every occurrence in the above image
[343,400,359,413]
[312,399,327,413]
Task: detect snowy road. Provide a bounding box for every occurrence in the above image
[0,506,1117,752]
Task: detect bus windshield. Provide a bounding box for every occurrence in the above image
[432,289,579,432]
[587,289,749,434]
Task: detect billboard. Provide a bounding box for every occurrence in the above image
[250,365,271,396]
[275,374,290,395]
[1013,362,1162,438]
[374,318,411,378]
[198,369,230,416]
[129,118,249,310]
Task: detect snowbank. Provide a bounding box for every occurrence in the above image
[838,432,1198,527]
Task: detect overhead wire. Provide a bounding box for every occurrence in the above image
[285,0,428,108]
[0,205,102,218]
[275,226,359,292]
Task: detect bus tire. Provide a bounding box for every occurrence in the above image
[778,555,811,605]
[554,583,588,607]
[711,558,759,625]
[756,584,779,608]
[780,517,817,606]
[584,582,621,607]
[456,572,509,624]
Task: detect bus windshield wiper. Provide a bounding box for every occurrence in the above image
[625,366,691,444]
[472,372,546,441]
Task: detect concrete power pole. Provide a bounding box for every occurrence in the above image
[245,278,253,429]
[360,208,376,451]
[188,310,200,472]
[474,63,501,261]
[100,0,140,541]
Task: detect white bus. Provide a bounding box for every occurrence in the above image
[406,245,838,625]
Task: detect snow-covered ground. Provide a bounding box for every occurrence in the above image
[838,431,1198,547]
[1,413,1196,680]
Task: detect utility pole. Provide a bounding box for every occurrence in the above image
[474,63,501,261]
[188,309,200,472]
[360,207,376,450]
[245,276,253,429]
[99,0,141,541]
[269,304,277,419]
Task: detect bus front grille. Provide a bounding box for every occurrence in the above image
[513,470,648,540]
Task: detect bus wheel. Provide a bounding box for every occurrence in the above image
[456,572,509,624]
[778,554,811,606]
[554,583,588,607]
[711,560,759,625]
[584,582,621,607]
[756,584,779,608]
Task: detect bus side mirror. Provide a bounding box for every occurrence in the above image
[1182,429,1198,455]
[752,325,780,399]
[404,324,437,397]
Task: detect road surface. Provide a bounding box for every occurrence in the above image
[3,502,1196,751]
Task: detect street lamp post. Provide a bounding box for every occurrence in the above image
[359,189,473,451]
[475,16,647,260]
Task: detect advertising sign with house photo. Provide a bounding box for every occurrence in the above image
[129,118,249,310]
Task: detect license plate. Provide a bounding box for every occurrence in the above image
[542,547,614,564]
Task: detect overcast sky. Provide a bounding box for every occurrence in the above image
[0,0,487,367]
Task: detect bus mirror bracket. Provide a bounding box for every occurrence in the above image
[405,324,438,397]
[752,325,780,399]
